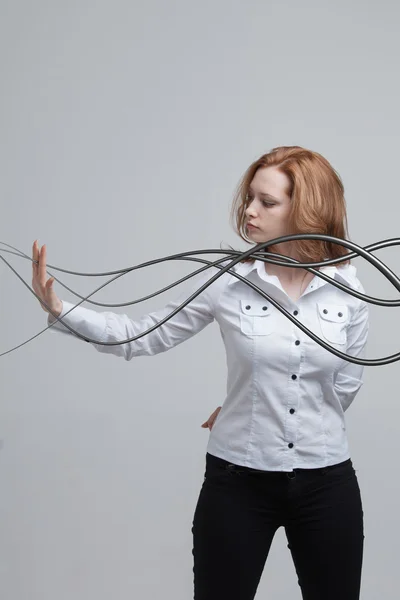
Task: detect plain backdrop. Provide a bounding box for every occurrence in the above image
[0,1,399,598]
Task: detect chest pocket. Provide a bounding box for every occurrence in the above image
[317,303,349,345]
[239,299,276,336]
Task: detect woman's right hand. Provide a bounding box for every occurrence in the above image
[32,240,63,316]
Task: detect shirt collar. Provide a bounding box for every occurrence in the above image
[226,258,358,288]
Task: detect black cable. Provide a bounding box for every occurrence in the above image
[0,233,398,365]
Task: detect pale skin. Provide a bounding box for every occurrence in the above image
[245,165,317,297]
[32,166,313,431]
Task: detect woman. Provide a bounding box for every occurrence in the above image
[32,146,369,600]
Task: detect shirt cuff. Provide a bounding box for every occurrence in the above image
[46,300,108,343]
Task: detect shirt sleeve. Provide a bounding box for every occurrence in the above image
[333,283,370,412]
[46,267,218,360]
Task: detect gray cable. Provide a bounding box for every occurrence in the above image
[0,233,398,365]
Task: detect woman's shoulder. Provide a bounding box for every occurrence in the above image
[333,263,369,321]
[335,262,365,292]
[190,258,237,299]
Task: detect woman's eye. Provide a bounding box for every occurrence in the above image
[245,194,274,207]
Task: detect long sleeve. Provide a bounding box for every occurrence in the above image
[46,268,217,360]
[333,287,369,412]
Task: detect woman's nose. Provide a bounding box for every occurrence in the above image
[245,206,257,218]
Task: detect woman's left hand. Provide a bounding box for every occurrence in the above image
[201,406,221,430]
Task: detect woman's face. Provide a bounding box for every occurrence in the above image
[244,166,292,245]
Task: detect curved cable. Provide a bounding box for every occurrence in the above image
[0,234,398,365]
[2,235,400,308]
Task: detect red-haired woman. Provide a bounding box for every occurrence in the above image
[33,146,368,600]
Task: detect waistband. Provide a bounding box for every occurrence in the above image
[206,452,352,476]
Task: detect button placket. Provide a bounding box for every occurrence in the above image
[284,312,302,461]
[289,335,300,420]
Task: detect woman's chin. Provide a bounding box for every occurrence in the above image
[247,228,268,242]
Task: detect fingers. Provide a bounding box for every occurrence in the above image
[39,244,47,286]
[201,406,222,430]
[32,240,39,275]
[32,240,50,312]
[201,415,217,430]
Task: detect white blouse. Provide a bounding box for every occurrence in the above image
[47,258,369,472]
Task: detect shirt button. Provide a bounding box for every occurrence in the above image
[245,305,251,310]
[323,309,328,314]
[291,374,297,380]
[295,340,300,345]
[289,408,295,414]
[288,443,294,448]
[338,312,343,317]
[293,310,299,316]
[262,306,268,311]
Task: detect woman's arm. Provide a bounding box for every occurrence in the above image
[47,268,217,361]
[333,292,369,412]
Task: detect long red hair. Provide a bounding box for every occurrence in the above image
[230,146,351,267]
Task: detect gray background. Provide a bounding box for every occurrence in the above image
[0,0,399,598]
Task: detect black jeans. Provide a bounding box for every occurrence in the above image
[192,452,364,600]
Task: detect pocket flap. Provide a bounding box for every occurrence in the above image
[240,299,272,316]
[317,303,348,323]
